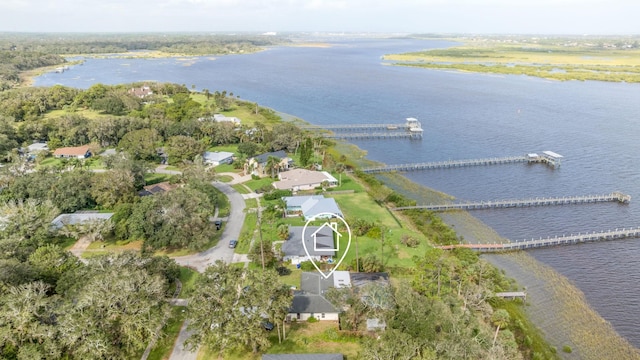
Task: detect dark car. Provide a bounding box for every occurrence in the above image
[262,321,274,331]
[228,239,238,248]
[214,220,222,230]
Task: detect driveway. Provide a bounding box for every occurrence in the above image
[172,180,246,272]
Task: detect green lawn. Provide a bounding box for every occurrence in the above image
[217,174,234,183]
[214,164,237,173]
[178,267,199,297]
[232,184,251,194]
[244,177,274,191]
[325,172,364,193]
[144,172,177,185]
[44,107,111,120]
[207,144,238,153]
[236,212,258,254]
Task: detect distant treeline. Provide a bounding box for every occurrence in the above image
[0,33,288,55]
[0,51,65,90]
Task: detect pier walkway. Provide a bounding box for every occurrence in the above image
[301,117,424,140]
[392,192,631,211]
[362,151,563,173]
[439,227,640,252]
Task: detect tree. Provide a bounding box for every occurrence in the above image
[90,169,136,208]
[248,242,277,268]
[118,128,161,161]
[166,135,205,164]
[265,155,281,178]
[128,187,215,251]
[299,137,313,167]
[186,262,292,357]
[28,244,81,286]
[58,254,170,359]
[491,309,511,347]
[237,141,260,158]
[276,223,289,240]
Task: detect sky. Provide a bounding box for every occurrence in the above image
[0,0,638,34]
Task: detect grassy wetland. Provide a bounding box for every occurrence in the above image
[385,35,640,82]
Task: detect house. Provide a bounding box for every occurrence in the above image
[26,142,49,155]
[300,271,351,295]
[245,150,292,176]
[282,226,336,265]
[283,195,343,220]
[138,181,179,196]
[263,354,343,360]
[288,292,340,322]
[128,86,153,98]
[272,169,338,192]
[50,212,114,230]
[52,145,91,159]
[203,151,234,166]
[213,114,241,125]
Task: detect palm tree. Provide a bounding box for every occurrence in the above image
[265,156,281,178]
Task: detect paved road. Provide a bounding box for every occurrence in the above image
[172,181,247,272]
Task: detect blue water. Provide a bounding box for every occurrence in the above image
[35,38,640,347]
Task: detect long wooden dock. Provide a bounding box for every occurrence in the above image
[392,192,631,211]
[362,151,562,173]
[302,117,424,140]
[439,227,640,252]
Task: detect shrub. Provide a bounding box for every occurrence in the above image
[299,261,316,271]
[251,174,261,180]
[276,266,291,276]
[562,345,572,353]
[307,316,318,323]
[401,234,420,248]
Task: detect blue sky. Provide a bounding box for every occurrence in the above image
[1,0,638,34]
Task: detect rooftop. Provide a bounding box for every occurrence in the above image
[203,151,234,162]
[283,195,343,219]
[289,293,338,315]
[282,226,336,257]
[273,170,338,191]
[253,150,288,164]
[51,212,114,229]
[52,145,90,157]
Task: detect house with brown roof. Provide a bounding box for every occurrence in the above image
[52,145,91,159]
[273,169,338,191]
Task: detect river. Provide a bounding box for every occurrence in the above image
[35,37,640,353]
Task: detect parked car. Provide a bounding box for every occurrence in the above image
[228,239,238,248]
[214,220,222,230]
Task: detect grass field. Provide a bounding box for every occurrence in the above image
[43,107,111,120]
[386,40,640,82]
[147,306,187,360]
[197,321,362,360]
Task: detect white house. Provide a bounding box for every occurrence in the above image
[50,212,114,230]
[203,151,234,166]
[213,114,241,125]
[283,195,343,220]
[288,293,339,322]
[52,145,91,159]
[272,169,338,191]
[282,225,337,265]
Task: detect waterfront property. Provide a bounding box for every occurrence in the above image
[282,226,336,265]
[283,195,343,219]
[52,145,91,159]
[273,169,338,191]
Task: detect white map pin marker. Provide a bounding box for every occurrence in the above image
[301,212,351,279]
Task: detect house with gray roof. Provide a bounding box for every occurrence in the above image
[282,226,337,265]
[50,212,114,230]
[288,292,339,322]
[203,151,234,166]
[262,354,343,360]
[300,271,351,295]
[283,195,343,220]
[245,150,292,177]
